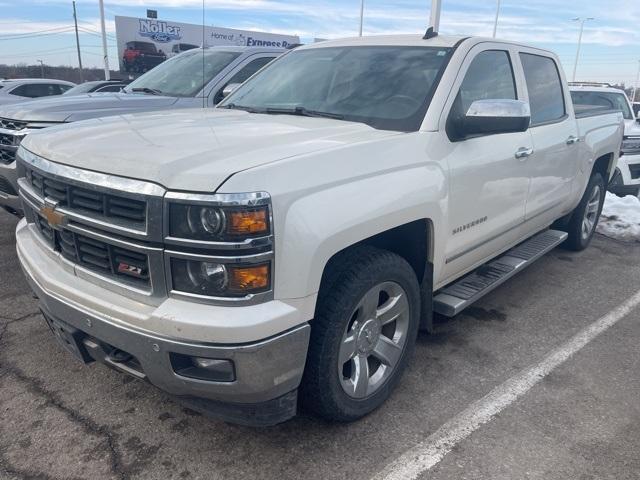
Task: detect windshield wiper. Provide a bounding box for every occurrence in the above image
[264,106,344,120]
[220,103,266,113]
[129,87,163,95]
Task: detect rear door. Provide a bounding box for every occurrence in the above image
[518,51,579,221]
[440,45,533,279]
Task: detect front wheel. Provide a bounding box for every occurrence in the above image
[300,246,421,422]
[564,172,606,251]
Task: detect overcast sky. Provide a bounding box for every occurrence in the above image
[1,0,639,85]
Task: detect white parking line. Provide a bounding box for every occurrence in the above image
[373,289,640,480]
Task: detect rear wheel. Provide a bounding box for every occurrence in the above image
[300,246,421,422]
[563,172,605,251]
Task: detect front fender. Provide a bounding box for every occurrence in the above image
[276,166,445,300]
[218,132,447,303]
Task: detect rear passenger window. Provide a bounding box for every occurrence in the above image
[447,50,516,139]
[520,53,566,126]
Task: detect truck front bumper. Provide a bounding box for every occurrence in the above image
[0,159,21,214]
[16,220,311,426]
[609,153,640,196]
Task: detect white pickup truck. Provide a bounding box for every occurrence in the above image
[14,34,623,426]
[570,85,640,197]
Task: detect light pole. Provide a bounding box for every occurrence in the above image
[632,60,640,104]
[492,0,501,38]
[571,17,594,82]
[358,0,364,36]
[429,0,442,31]
[99,0,110,80]
[37,60,44,78]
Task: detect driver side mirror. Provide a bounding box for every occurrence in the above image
[221,83,242,99]
[460,99,531,137]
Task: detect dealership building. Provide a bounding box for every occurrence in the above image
[115,15,300,74]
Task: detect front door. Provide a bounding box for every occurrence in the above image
[441,47,532,281]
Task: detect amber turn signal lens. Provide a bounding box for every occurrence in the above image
[227,208,269,236]
[228,264,270,293]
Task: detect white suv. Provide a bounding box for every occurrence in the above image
[571,85,640,197]
[0,78,75,106]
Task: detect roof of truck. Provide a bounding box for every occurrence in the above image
[298,34,557,56]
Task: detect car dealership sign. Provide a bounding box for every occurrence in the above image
[114,15,299,73]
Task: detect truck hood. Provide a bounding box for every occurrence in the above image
[0,93,180,123]
[21,109,399,192]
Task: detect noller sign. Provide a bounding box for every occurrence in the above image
[115,15,299,73]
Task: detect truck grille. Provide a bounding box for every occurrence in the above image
[0,133,13,146]
[26,167,147,225]
[630,164,640,180]
[34,214,150,287]
[0,176,16,196]
[0,117,27,131]
[0,148,15,164]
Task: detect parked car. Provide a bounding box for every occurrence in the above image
[170,43,199,57]
[62,80,128,96]
[122,41,167,73]
[571,85,640,197]
[0,78,75,106]
[14,35,623,426]
[0,47,284,215]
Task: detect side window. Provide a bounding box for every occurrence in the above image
[214,57,275,104]
[447,50,516,139]
[9,85,30,97]
[519,53,565,126]
[55,84,72,95]
[97,85,124,92]
[228,57,275,85]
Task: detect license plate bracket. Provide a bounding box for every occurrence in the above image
[43,315,93,364]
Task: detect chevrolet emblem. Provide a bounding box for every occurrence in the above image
[40,200,67,230]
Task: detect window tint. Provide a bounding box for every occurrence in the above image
[96,84,124,92]
[520,53,565,125]
[570,90,633,120]
[447,50,516,138]
[10,83,63,98]
[228,57,275,85]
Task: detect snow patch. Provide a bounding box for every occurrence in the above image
[597,192,640,242]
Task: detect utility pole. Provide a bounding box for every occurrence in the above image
[492,0,501,38]
[72,1,84,83]
[358,0,364,37]
[632,60,640,105]
[571,17,594,82]
[37,60,44,78]
[429,0,442,31]
[99,0,110,80]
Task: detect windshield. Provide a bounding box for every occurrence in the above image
[220,46,452,132]
[570,90,633,120]
[125,49,241,97]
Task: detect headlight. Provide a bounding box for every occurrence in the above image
[165,192,273,301]
[170,258,270,297]
[167,192,271,242]
[621,136,640,155]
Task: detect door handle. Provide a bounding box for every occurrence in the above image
[515,147,534,160]
[566,135,581,145]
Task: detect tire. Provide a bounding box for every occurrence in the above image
[300,245,421,422]
[563,172,606,251]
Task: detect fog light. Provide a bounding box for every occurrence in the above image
[170,353,235,382]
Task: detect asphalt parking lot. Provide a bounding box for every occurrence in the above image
[1,208,639,480]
